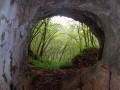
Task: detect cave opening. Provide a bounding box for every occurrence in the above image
[28,8,105,62]
[28,8,105,90]
[28,15,100,69]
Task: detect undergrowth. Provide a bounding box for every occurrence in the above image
[29,47,99,69]
[29,56,73,70]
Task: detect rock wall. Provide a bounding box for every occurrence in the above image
[0,0,29,89]
[0,0,120,90]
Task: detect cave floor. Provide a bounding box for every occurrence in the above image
[29,49,99,90]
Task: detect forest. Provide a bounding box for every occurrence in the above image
[28,16,99,69]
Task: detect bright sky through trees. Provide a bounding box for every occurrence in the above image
[51,16,74,26]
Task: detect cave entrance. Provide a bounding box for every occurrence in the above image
[30,8,105,61]
[28,8,105,90]
[28,16,104,90]
[28,16,100,69]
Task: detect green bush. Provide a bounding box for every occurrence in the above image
[29,56,73,69]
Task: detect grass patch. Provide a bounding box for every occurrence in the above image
[29,56,73,70]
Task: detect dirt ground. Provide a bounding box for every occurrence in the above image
[29,48,99,90]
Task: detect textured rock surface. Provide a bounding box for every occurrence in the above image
[0,0,120,90]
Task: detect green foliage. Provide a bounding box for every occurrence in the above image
[28,16,99,69]
[29,56,72,69]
